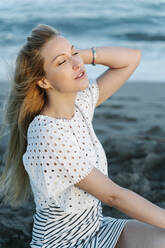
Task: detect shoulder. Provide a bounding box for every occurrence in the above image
[28,116,75,143]
[27,116,68,142]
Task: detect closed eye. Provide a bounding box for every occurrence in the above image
[58,52,79,66]
[73,52,79,56]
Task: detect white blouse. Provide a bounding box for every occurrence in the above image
[22,78,109,247]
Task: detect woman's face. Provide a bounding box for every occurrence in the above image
[40,35,89,93]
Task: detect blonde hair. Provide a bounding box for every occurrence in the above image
[0,24,60,208]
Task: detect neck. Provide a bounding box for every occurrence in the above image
[41,95,77,119]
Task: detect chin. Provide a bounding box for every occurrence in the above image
[75,77,89,91]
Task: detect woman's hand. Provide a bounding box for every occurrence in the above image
[77,48,93,65]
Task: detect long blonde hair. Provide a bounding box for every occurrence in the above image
[0,24,60,208]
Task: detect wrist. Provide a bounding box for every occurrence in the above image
[77,48,96,65]
[91,47,96,66]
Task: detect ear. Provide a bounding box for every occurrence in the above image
[36,78,51,89]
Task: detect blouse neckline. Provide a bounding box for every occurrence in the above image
[37,105,78,122]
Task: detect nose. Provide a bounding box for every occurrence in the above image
[72,57,81,70]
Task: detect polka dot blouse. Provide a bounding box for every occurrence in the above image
[22,78,109,247]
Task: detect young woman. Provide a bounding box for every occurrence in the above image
[0,24,165,248]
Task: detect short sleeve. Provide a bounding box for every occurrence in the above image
[39,126,96,195]
[77,78,99,121]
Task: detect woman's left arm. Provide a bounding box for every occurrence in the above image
[111,187,165,229]
[77,46,141,107]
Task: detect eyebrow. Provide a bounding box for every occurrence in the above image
[51,45,75,63]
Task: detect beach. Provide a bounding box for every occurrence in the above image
[93,81,165,218]
[0,81,165,247]
[0,0,165,246]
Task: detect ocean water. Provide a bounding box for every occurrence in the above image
[0,0,165,86]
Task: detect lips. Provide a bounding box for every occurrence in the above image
[75,69,85,79]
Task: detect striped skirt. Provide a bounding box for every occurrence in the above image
[30,201,129,248]
[73,216,129,247]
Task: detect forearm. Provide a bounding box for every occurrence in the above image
[111,187,165,229]
[77,46,141,68]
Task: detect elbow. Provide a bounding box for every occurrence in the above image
[133,49,142,66]
[107,195,121,208]
[106,186,124,208]
[106,196,116,207]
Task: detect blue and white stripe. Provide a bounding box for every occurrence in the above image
[30,200,129,248]
[30,201,106,248]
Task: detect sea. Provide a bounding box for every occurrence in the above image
[0,0,165,88]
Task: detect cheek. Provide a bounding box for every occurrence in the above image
[44,68,59,88]
[46,67,59,82]
[47,63,76,88]
[57,65,73,80]
[46,68,68,90]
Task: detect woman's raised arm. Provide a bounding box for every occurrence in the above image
[77,46,141,107]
